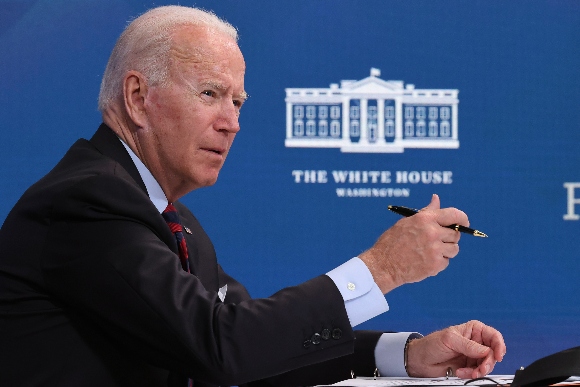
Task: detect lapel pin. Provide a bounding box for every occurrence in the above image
[183,226,192,234]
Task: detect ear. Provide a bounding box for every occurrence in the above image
[123,70,149,128]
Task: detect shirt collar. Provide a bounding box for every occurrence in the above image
[119,138,168,214]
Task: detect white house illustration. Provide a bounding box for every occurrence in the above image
[285,69,459,153]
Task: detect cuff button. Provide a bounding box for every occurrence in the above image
[311,333,321,345]
[332,328,342,340]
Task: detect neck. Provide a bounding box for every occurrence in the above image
[102,109,191,202]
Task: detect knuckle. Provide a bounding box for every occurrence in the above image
[425,225,441,242]
[451,244,460,257]
[457,209,470,227]
[447,208,470,227]
[440,329,455,344]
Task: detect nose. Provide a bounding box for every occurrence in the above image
[215,100,240,134]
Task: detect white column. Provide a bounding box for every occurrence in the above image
[377,98,386,144]
[359,98,368,145]
[395,97,403,143]
[452,103,458,141]
[342,96,350,145]
[286,100,293,139]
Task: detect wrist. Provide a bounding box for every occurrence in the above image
[359,249,399,294]
[404,334,423,377]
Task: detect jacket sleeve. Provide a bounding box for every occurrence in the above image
[215,263,384,387]
[41,173,357,386]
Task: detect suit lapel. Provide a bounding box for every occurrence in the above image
[88,124,178,252]
[175,202,220,293]
[89,124,220,292]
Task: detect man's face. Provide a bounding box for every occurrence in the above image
[137,24,246,200]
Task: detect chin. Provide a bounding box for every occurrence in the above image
[196,173,220,188]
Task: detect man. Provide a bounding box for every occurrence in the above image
[0,5,505,387]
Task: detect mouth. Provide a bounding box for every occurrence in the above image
[201,147,225,156]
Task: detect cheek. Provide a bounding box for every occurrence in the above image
[145,90,185,128]
[149,106,180,130]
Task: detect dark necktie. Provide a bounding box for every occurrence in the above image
[162,203,190,273]
[162,204,193,387]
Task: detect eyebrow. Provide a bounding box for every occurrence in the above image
[200,81,248,101]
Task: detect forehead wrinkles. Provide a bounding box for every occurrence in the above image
[161,27,245,106]
[168,32,211,75]
[169,42,204,64]
[168,27,240,82]
[168,50,229,91]
[169,23,237,63]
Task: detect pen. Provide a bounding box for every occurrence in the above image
[387,205,488,238]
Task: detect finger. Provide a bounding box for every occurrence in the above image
[441,228,461,244]
[480,326,507,362]
[448,333,491,360]
[467,321,507,362]
[456,366,486,379]
[481,351,497,373]
[422,193,441,211]
[455,355,496,379]
[473,353,497,377]
[436,207,470,228]
[486,355,498,374]
[441,242,459,259]
[455,367,478,379]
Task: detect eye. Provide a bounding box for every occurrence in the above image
[201,90,217,98]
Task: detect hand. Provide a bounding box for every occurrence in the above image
[359,194,469,293]
[406,320,507,379]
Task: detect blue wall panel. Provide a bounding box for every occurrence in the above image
[1,0,579,375]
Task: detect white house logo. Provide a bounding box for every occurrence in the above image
[285,68,459,153]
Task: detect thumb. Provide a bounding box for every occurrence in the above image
[423,194,441,211]
[450,335,491,360]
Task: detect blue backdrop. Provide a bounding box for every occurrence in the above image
[1,0,579,376]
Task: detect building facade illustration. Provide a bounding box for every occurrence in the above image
[285,69,459,153]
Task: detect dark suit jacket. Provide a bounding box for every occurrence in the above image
[0,124,383,387]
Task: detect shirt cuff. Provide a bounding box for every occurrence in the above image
[375,332,423,377]
[326,257,389,326]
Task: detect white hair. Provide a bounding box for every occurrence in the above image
[97,6,238,112]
